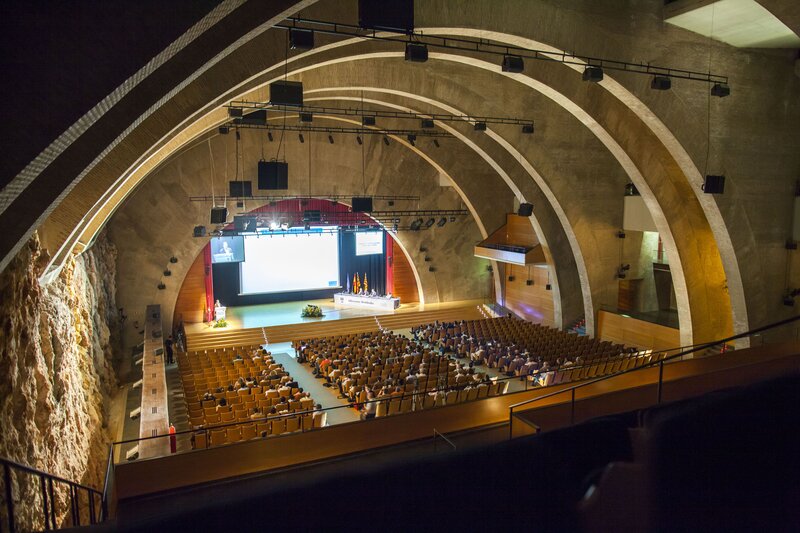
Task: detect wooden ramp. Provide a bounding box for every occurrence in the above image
[186,305,485,351]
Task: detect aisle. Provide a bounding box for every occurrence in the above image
[268,343,360,426]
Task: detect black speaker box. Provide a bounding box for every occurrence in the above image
[352,197,373,213]
[711,83,730,98]
[193,225,207,237]
[210,207,228,224]
[270,80,303,107]
[240,109,266,125]
[651,76,671,91]
[229,181,252,197]
[502,55,524,73]
[258,160,289,190]
[234,216,257,232]
[518,203,534,217]
[358,0,414,33]
[703,175,725,194]
[405,43,428,62]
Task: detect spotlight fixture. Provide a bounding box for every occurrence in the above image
[521,123,534,134]
[711,83,730,98]
[474,122,487,131]
[298,133,305,143]
[289,28,314,50]
[410,218,423,231]
[545,283,552,290]
[526,279,533,286]
[405,42,428,62]
[437,217,447,227]
[508,275,515,282]
[425,217,435,228]
[328,134,334,144]
[419,247,428,252]
[383,136,390,146]
[433,139,440,148]
[651,76,671,91]
[388,200,395,206]
[428,266,437,272]
[421,118,434,129]
[407,134,416,146]
[218,126,230,135]
[163,269,172,277]
[169,256,178,263]
[392,223,398,232]
[356,136,363,145]
[267,132,273,142]
[362,116,376,126]
[616,231,626,239]
[157,282,166,290]
[300,112,313,122]
[582,66,604,82]
[501,55,524,73]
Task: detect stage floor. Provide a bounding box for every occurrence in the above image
[184,298,483,334]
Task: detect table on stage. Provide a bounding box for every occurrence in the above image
[334,293,401,310]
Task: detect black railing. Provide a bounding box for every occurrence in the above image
[508,314,800,438]
[0,457,104,532]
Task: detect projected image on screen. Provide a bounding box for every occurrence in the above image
[211,236,245,264]
[355,231,384,256]
[240,230,340,294]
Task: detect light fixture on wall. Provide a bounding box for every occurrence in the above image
[651,76,671,91]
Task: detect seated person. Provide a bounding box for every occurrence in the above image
[202,390,216,401]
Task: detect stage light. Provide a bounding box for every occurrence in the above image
[501,55,524,73]
[407,134,416,146]
[328,135,334,144]
[474,122,487,131]
[298,133,305,143]
[304,224,310,230]
[433,139,440,148]
[269,222,279,230]
[521,123,534,134]
[393,223,398,232]
[711,83,730,97]
[582,66,604,82]
[383,136,390,146]
[425,218,435,228]
[651,76,671,91]
[405,42,428,62]
[362,116,376,126]
[356,136,363,145]
[421,118,434,129]
[437,217,447,227]
[410,218,423,231]
[267,132,273,142]
[218,126,230,135]
[300,112,313,122]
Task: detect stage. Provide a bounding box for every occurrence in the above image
[183,298,484,334]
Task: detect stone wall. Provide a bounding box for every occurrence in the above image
[0,232,119,530]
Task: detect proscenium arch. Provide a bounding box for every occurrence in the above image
[305,92,571,330]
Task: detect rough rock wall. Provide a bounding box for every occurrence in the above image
[0,232,119,531]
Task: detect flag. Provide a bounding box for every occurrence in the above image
[363,272,368,293]
[353,273,360,293]
[346,273,350,293]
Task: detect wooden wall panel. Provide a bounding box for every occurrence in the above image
[504,214,538,246]
[596,310,680,351]
[392,240,419,304]
[503,264,555,326]
[173,250,207,327]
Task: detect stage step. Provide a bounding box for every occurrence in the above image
[185,306,486,351]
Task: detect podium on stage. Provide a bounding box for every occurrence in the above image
[214,305,227,320]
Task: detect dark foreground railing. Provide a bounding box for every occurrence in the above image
[0,456,104,532]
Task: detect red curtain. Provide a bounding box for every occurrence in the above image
[385,233,394,295]
[203,243,214,321]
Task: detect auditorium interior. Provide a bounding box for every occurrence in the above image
[1,0,800,531]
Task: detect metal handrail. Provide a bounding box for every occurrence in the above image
[1,456,104,532]
[433,428,457,452]
[507,314,800,438]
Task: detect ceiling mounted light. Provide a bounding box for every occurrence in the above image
[425,218,435,228]
[407,134,416,146]
[328,134,334,144]
[356,136,363,145]
[289,28,314,50]
[474,122,487,131]
[711,83,730,97]
[651,76,671,91]
[218,126,230,135]
[437,217,447,227]
[521,123,534,134]
[267,132,273,142]
[383,136,390,146]
[300,112,313,122]
[433,139,440,148]
[410,218,423,231]
[582,66,604,82]
[501,55,524,73]
[362,115,376,126]
[405,42,428,62]
[298,133,305,143]
[421,118,434,129]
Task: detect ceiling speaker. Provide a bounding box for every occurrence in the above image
[517,203,534,217]
[352,197,373,213]
[258,160,288,190]
[702,175,725,194]
[210,207,228,224]
[270,80,303,107]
